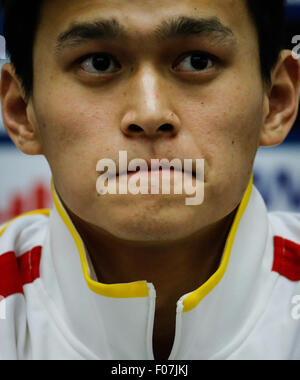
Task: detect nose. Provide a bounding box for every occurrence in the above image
[120,66,181,139]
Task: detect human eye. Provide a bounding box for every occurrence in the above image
[79,52,121,74]
[173,51,217,72]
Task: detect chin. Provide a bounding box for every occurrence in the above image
[105,213,197,242]
[111,228,191,243]
[86,196,205,241]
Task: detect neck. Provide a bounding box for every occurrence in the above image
[66,208,237,307]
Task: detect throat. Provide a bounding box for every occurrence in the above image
[152,301,177,360]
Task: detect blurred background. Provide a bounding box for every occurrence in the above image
[0,1,300,224]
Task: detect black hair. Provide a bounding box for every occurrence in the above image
[2,0,42,96]
[1,0,287,96]
[246,0,287,85]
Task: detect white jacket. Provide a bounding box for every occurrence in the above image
[0,178,299,360]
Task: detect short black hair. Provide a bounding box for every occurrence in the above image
[1,0,287,97]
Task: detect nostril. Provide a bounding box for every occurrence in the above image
[128,124,143,133]
[159,124,173,132]
[126,123,175,136]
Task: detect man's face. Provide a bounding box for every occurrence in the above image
[29,0,268,241]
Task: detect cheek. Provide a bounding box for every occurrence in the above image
[36,90,118,161]
[183,84,264,179]
[34,88,122,203]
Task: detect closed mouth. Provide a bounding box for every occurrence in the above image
[123,167,195,177]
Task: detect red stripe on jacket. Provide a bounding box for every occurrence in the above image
[273,236,300,281]
[0,246,42,298]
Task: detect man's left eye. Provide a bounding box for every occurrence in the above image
[80,53,121,74]
[174,52,216,72]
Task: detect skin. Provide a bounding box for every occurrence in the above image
[1,0,300,360]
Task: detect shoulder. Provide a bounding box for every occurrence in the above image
[0,209,51,258]
[0,210,50,359]
[267,210,300,286]
[265,212,300,359]
[0,209,51,299]
[268,211,300,245]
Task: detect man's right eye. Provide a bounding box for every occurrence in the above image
[79,53,121,74]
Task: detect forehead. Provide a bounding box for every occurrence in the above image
[37,0,256,45]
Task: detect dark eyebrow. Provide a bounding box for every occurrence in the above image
[56,18,126,52]
[155,16,236,43]
[55,15,236,53]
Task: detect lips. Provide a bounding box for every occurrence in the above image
[99,154,199,178]
[126,167,178,176]
[120,161,195,177]
[97,153,201,182]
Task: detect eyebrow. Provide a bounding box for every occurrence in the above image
[55,15,236,53]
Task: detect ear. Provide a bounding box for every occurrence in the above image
[0,63,43,155]
[260,50,300,147]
